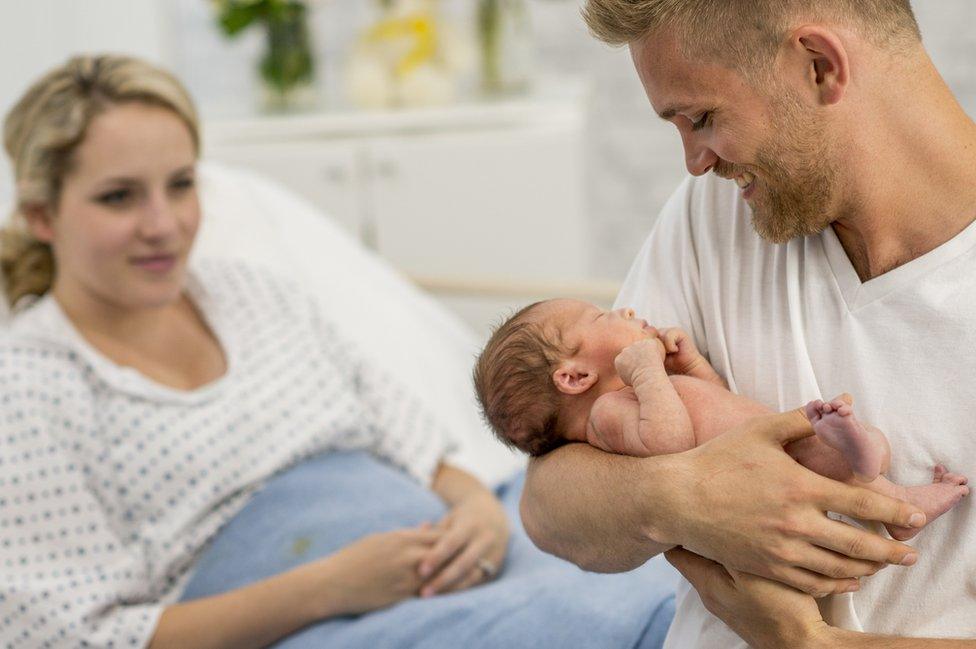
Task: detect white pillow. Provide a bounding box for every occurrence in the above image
[193,161,525,486]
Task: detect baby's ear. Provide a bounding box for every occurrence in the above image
[552,361,598,395]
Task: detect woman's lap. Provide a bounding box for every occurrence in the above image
[181,451,677,648]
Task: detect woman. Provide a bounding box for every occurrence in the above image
[0,55,509,648]
[0,55,679,649]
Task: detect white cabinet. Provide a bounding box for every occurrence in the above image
[202,140,365,238]
[202,83,608,336]
[366,125,585,281]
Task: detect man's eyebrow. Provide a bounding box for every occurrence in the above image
[658,104,694,121]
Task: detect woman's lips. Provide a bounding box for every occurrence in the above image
[131,254,177,273]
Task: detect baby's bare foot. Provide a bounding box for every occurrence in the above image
[806,397,886,481]
[885,465,970,541]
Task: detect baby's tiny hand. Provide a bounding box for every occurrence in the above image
[614,338,667,386]
[658,327,705,376]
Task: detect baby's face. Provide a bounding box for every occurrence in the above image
[539,299,658,369]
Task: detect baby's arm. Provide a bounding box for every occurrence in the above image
[658,327,726,387]
[587,339,695,457]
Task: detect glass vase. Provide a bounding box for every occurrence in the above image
[259,1,316,112]
[477,0,532,96]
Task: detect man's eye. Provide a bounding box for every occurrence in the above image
[97,189,131,205]
[691,112,712,131]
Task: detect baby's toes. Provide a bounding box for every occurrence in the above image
[804,400,823,422]
[944,472,969,486]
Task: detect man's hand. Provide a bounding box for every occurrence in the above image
[666,548,830,649]
[661,409,925,596]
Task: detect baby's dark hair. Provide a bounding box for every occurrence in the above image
[474,301,576,456]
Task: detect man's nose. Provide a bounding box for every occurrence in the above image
[680,132,718,177]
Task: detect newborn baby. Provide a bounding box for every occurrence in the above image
[474,299,969,541]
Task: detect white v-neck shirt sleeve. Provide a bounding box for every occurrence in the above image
[619,173,976,647]
[0,259,458,648]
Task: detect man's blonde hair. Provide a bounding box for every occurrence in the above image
[584,0,920,70]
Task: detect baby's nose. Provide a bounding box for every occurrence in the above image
[615,308,635,319]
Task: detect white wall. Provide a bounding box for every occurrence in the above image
[1,0,974,279]
[0,0,173,204]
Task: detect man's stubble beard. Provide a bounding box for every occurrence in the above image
[748,98,840,244]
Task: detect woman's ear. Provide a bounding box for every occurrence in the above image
[22,205,55,243]
[552,361,598,395]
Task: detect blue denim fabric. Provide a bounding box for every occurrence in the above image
[181,451,676,648]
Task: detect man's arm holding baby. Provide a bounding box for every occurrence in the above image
[521,407,926,594]
[667,547,976,649]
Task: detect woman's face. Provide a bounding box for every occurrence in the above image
[36,101,200,313]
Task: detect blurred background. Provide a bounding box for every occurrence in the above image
[1,0,974,340]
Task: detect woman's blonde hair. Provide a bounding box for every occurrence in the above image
[1,54,200,308]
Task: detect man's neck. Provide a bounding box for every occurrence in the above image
[831,57,976,282]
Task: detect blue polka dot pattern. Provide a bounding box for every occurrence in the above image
[0,259,456,647]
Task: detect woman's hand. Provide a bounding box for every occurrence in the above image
[417,490,510,597]
[666,547,832,649]
[310,526,442,617]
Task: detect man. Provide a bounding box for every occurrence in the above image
[520,1,976,647]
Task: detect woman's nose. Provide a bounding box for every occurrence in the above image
[139,194,179,239]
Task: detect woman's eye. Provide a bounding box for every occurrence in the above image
[97,189,131,205]
[171,177,195,191]
[691,112,712,131]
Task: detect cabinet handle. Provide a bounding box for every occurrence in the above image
[324,166,348,184]
[375,160,397,178]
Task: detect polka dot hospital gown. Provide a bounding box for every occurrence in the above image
[0,260,456,648]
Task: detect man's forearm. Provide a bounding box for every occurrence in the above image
[520,443,676,572]
[810,629,976,649]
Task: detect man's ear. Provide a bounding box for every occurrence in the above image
[22,204,55,243]
[787,26,850,106]
[552,361,598,395]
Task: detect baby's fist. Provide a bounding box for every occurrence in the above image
[658,327,704,376]
[614,338,667,386]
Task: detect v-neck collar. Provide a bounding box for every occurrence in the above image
[821,217,976,312]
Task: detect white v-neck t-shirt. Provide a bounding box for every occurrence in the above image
[615,173,976,647]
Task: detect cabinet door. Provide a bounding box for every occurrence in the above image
[366,124,587,282]
[204,141,364,239]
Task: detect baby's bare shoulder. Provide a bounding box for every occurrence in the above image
[669,373,724,396]
[590,388,638,425]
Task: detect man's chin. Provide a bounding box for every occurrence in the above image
[751,210,832,244]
